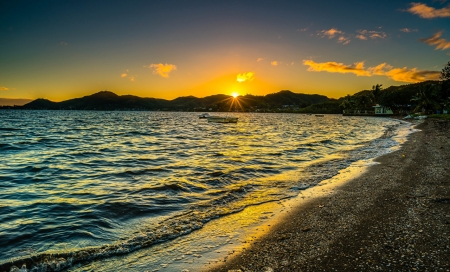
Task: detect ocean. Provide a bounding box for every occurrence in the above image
[0,110,415,271]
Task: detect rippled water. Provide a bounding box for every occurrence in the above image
[0,110,413,269]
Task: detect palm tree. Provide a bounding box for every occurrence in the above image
[339,95,354,112]
[411,84,439,113]
[441,61,450,81]
[371,84,382,105]
[360,95,372,110]
[439,61,450,108]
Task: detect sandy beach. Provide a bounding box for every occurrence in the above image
[207,119,450,272]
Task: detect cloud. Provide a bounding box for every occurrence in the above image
[420,31,450,50]
[147,63,177,78]
[356,35,368,40]
[236,72,255,83]
[302,60,370,76]
[368,63,393,75]
[370,32,386,39]
[407,2,450,18]
[297,28,308,32]
[400,28,418,33]
[257,58,264,62]
[60,41,68,46]
[271,61,278,66]
[319,28,343,38]
[120,70,136,81]
[319,28,351,44]
[338,36,351,44]
[385,67,440,82]
[356,30,387,40]
[302,59,440,82]
[0,87,9,91]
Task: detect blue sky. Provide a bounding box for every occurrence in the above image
[1,0,449,101]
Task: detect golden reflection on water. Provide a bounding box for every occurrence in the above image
[1,111,409,267]
[75,158,373,272]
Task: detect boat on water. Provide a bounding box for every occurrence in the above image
[206,116,238,123]
[198,113,210,119]
[315,114,324,117]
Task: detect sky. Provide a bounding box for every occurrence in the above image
[1,0,450,101]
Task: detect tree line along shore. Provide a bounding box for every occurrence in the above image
[2,62,449,115]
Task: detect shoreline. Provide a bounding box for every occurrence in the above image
[206,119,450,271]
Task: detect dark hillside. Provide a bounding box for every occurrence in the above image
[21,90,333,112]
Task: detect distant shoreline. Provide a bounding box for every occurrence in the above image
[0,98,32,107]
[207,119,450,271]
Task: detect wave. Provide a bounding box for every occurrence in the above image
[0,113,413,271]
[0,127,21,131]
[0,143,22,151]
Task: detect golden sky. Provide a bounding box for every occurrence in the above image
[1,1,449,101]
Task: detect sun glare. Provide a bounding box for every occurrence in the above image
[231,92,239,98]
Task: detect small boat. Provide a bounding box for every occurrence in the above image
[206,116,238,123]
[315,114,324,117]
[198,113,210,119]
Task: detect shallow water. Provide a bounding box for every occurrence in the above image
[0,110,413,269]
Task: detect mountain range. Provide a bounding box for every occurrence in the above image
[17,90,332,112]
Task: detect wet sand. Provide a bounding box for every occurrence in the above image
[207,119,450,272]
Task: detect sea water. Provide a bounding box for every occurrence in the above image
[0,110,415,270]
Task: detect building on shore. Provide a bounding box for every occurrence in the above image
[343,104,393,116]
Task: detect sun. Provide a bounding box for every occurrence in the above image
[231,92,239,98]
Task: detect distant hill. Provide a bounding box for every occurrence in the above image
[11,80,446,114]
[21,90,332,112]
[0,98,32,106]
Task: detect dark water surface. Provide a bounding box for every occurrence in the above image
[0,110,413,269]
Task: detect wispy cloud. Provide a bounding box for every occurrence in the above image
[303,60,370,76]
[400,28,418,33]
[319,28,351,44]
[147,63,177,78]
[257,58,264,62]
[356,30,387,40]
[338,36,351,44]
[368,63,394,75]
[385,67,440,82]
[319,28,343,38]
[120,70,136,81]
[236,72,255,83]
[406,2,450,18]
[60,41,68,46]
[0,87,9,91]
[355,34,368,40]
[271,61,278,66]
[297,28,308,32]
[302,60,440,82]
[420,31,450,50]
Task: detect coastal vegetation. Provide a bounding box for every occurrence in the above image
[340,61,450,115]
[3,62,450,115]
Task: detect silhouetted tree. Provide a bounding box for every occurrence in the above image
[339,95,354,110]
[371,84,382,105]
[439,61,450,111]
[354,95,372,111]
[411,84,439,113]
[441,61,450,81]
